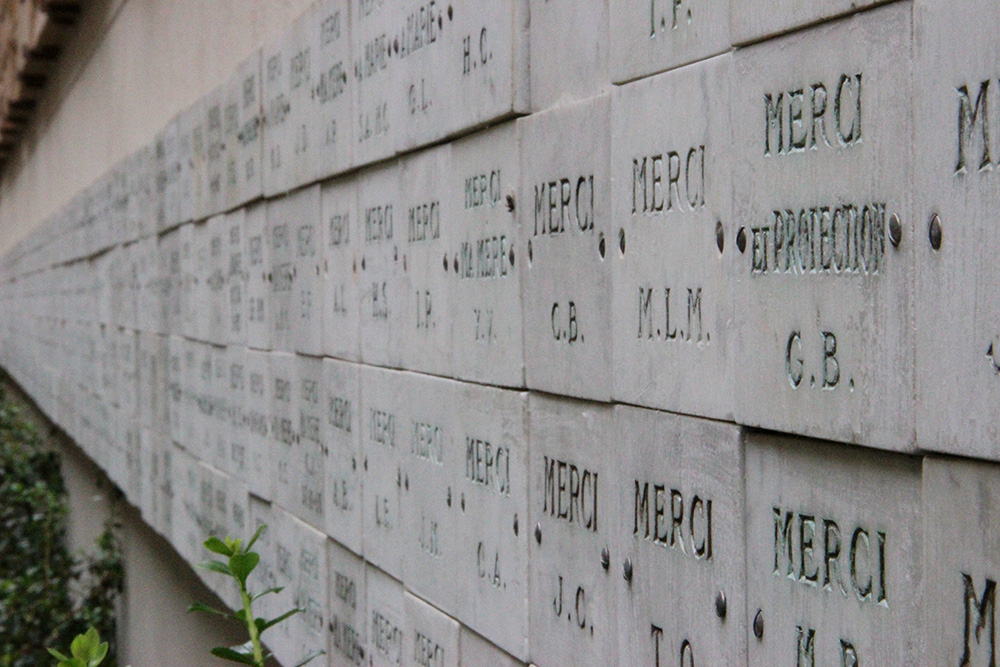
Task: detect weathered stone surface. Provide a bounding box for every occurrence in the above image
[520,95,612,401]
[915,0,1000,461]
[321,175,360,361]
[610,0,729,85]
[746,433,921,666]
[732,3,914,451]
[611,54,733,419]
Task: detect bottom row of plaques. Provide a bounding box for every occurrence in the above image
[126,380,1000,666]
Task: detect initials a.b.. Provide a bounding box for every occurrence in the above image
[962,574,997,665]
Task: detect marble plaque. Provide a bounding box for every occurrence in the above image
[746,433,921,666]
[327,537,367,666]
[357,159,404,368]
[530,0,609,111]
[189,220,211,342]
[914,0,1000,460]
[178,102,201,225]
[202,85,226,219]
[361,364,407,579]
[321,176,360,362]
[323,357,363,555]
[223,346,248,481]
[528,394,617,666]
[351,0,398,166]
[449,122,523,388]
[400,372,460,613]
[225,208,247,346]
[269,509,328,667]
[453,383,529,660]
[245,348,273,501]
[207,214,229,345]
[293,353,326,530]
[923,457,1000,665]
[520,95,612,401]
[731,0,895,46]
[394,0,529,152]
[610,0,729,85]
[611,54,733,419]
[244,202,271,351]
[268,189,316,352]
[613,405,746,666]
[167,335,185,446]
[313,0,354,179]
[262,36,292,196]
[732,4,914,451]
[291,185,324,355]
[270,351,299,514]
[400,144,452,376]
[366,565,405,667]
[403,591,460,667]
[224,49,264,210]
[178,223,197,340]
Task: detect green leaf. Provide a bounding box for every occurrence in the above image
[228,551,259,585]
[71,627,100,659]
[89,641,109,666]
[196,559,233,577]
[188,602,236,619]
[259,607,301,633]
[291,650,325,667]
[246,523,267,552]
[209,643,259,666]
[47,648,71,661]
[250,586,284,601]
[203,536,231,556]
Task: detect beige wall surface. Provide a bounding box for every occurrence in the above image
[0,0,314,255]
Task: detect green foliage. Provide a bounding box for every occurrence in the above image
[189,525,323,667]
[47,627,108,667]
[0,387,123,667]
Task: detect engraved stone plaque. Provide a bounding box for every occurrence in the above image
[313,0,354,180]
[223,346,248,481]
[449,122,523,388]
[361,364,407,579]
[202,86,226,219]
[225,208,247,347]
[245,202,271,351]
[528,394,617,666]
[914,0,1000,460]
[746,433,921,666]
[225,48,263,210]
[611,54,733,419]
[367,565,405,667]
[270,351,299,514]
[245,348,273,500]
[612,405,745,666]
[323,357,363,554]
[294,353,326,530]
[922,456,1000,665]
[610,0,729,85]
[327,537,367,666]
[731,0,895,47]
[269,508,328,667]
[207,214,229,345]
[290,184,324,355]
[285,8,320,192]
[352,0,398,167]
[268,188,319,352]
[403,591,460,667]
[453,383,529,660]
[520,95,612,401]
[530,0,609,111]
[400,144,452,376]
[263,37,292,196]
[400,371,459,613]
[321,176,360,361]
[358,160,404,369]
[732,4,914,451]
[393,0,529,152]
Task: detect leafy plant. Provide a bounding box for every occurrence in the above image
[0,384,123,667]
[189,525,320,667]
[47,627,108,667]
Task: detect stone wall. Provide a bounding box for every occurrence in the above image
[0,0,995,665]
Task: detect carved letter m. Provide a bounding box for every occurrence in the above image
[962,573,997,666]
